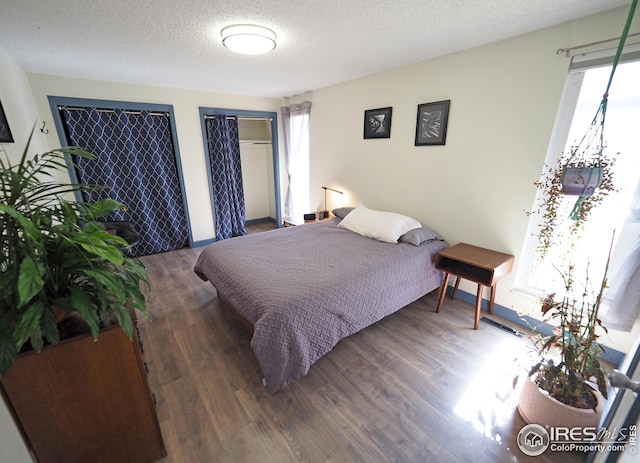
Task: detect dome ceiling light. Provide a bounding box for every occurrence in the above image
[221,24,277,55]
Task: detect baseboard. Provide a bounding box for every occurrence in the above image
[191,218,275,248]
[448,287,624,366]
[191,238,215,248]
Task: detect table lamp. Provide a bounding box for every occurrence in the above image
[319,186,343,219]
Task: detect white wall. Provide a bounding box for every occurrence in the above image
[0,49,48,162]
[302,6,640,353]
[26,74,285,244]
[0,46,41,463]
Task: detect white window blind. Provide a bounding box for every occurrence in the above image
[569,42,640,72]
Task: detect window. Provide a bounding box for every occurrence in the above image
[518,60,640,296]
[281,102,311,217]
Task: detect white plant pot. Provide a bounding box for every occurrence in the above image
[560,166,603,196]
[517,374,605,429]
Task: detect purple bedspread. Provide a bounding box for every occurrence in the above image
[194,218,447,392]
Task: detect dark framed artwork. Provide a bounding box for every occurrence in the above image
[415,100,450,146]
[0,100,14,143]
[363,107,392,139]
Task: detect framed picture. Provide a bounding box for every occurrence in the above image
[363,107,392,139]
[415,100,450,146]
[0,100,14,143]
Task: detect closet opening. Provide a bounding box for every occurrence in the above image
[48,96,192,256]
[200,107,282,240]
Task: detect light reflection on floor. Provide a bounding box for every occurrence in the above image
[453,337,528,443]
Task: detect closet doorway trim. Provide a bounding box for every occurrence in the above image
[47,96,194,249]
[199,107,282,231]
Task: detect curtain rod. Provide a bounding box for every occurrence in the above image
[236,116,273,121]
[556,32,640,57]
[59,106,168,116]
[204,114,273,121]
[236,116,273,122]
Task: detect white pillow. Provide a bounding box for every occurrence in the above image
[337,203,421,243]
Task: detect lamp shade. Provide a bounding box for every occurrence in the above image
[221,24,277,55]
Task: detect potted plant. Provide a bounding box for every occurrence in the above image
[0,131,150,377]
[517,0,638,431]
[517,248,612,429]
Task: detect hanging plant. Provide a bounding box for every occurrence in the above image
[559,92,608,199]
[529,86,619,260]
[529,146,617,258]
[528,0,637,258]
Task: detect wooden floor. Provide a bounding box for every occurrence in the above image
[137,235,586,463]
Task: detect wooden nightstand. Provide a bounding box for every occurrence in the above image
[435,243,514,330]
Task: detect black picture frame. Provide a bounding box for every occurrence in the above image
[415,100,450,146]
[363,107,392,139]
[0,100,14,143]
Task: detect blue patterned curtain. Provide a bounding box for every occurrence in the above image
[60,107,189,256]
[205,115,247,240]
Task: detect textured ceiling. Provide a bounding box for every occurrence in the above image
[0,0,632,98]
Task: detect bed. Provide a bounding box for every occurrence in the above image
[194,210,447,393]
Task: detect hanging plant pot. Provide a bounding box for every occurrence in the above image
[560,166,603,196]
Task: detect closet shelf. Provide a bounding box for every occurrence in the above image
[240,140,272,145]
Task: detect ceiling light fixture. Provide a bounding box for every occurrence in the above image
[221,24,277,55]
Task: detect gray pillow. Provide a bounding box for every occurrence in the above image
[399,223,443,246]
[332,206,354,219]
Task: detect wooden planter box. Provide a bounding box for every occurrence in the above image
[0,324,166,463]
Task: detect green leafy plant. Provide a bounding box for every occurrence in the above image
[525,257,610,411]
[0,131,149,376]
